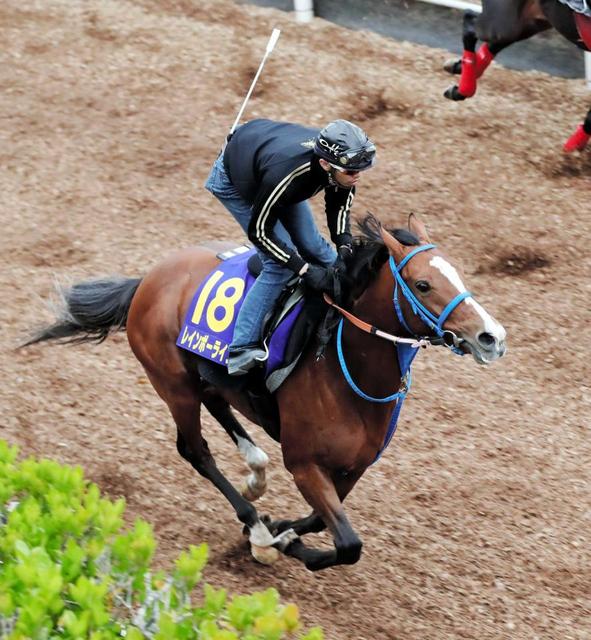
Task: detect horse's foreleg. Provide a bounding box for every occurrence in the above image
[278,464,362,571]
[203,396,269,501]
[564,108,591,152]
[268,512,326,537]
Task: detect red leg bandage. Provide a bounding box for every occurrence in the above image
[563,124,590,152]
[457,50,477,98]
[475,43,494,79]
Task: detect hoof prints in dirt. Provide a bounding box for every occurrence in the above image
[347,87,419,122]
[478,246,551,276]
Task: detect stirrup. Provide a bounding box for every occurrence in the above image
[227,346,268,376]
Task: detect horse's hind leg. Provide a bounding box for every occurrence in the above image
[203,395,269,501]
[160,382,278,564]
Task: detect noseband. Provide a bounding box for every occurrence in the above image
[391,244,472,355]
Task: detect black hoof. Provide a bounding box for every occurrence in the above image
[443,58,462,75]
[443,85,466,101]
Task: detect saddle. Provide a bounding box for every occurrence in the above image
[176,246,330,440]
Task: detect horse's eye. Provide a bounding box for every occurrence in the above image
[415,280,431,293]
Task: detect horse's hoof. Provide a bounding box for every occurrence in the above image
[443,85,466,101]
[443,58,462,75]
[251,543,279,565]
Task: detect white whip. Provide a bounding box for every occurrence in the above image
[227,28,281,139]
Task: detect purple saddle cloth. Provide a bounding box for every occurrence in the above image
[176,246,305,385]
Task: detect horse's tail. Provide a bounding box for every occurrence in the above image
[21,277,142,347]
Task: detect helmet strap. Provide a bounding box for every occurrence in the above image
[318,157,340,187]
[327,167,339,186]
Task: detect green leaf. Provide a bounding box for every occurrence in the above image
[124,627,146,640]
[300,628,324,640]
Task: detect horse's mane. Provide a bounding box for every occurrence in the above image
[313,213,419,356]
[347,213,420,298]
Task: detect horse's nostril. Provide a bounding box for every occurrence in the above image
[477,332,496,348]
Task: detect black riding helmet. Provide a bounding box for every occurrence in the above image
[313,119,376,171]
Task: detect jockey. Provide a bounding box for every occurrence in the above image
[205,118,376,376]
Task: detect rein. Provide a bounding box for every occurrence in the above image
[322,294,429,349]
[324,243,473,364]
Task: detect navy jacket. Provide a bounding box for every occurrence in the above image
[223,119,354,273]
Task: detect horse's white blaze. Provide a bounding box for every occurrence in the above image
[430,256,466,292]
[466,298,506,341]
[429,256,505,340]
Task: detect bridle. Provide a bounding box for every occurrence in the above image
[322,242,474,460]
[324,243,473,357]
[390,244,472,355]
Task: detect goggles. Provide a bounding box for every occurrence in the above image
[334,143,376,170]
[329,164,362,176]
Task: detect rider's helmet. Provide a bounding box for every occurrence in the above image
[313,119,376,171]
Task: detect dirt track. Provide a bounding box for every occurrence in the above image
[1,1,590,638]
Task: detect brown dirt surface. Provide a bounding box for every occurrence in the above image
[1,1,590,638]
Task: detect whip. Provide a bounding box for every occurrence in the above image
[226,28,281,142]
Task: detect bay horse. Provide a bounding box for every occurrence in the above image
[443,0,591,151]
[22,214,506,571]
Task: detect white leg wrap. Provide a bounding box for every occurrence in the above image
[271,528,299,552]
[242,473,267,502]
[236,434,269,470]
[236,435,269,500]
[249,520,274,547]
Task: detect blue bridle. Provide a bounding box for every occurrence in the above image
[335,243,474,462]
[391,244,473,356]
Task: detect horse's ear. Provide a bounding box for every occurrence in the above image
[380,226,407,263]
[408,213,431,244]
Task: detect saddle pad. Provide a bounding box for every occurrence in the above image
[176,248,306,378]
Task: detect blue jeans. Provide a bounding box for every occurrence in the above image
[204,153,336,348]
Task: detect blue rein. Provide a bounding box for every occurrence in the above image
[336,243,473,462]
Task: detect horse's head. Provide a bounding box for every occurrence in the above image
[379,214,506,364]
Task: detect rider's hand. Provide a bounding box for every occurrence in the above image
[301,264,335,294]
[333,244,353,274]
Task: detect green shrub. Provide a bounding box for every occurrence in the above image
[0,440,323,640]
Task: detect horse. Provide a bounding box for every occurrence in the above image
[21,213,507,571]
[443,0,591,151]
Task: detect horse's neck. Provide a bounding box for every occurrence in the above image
[341,266,403,395]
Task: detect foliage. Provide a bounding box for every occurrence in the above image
[0,440,323,640]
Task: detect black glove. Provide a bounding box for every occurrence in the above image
[302,264,335,294]
[333,244,353,274]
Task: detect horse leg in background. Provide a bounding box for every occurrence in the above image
[444,2,551,100]
[202,395,269,501]
[543,2,591,151]
[444,11,484,100]
[564,107,591,151]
